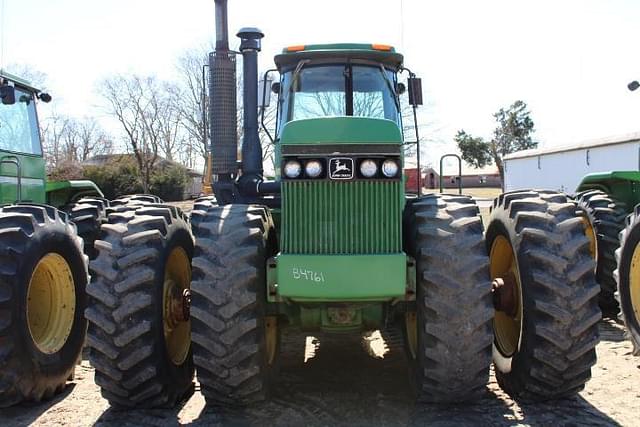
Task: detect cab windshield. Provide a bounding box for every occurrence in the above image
[279,63,400,129]
[0,87,42,155]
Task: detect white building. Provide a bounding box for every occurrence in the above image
[503,132,640,193]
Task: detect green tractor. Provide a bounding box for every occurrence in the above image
[0,71,108,406]
[85,0,601,408]
[574,80,640,353]
[575,173,637,316]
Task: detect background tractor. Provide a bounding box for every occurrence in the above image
[575,79,640,350]
[0,71,106,406]
[575,172,639,317]
[86,0,601,408]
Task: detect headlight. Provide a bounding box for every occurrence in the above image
[305,160,323,178]
[382,159,399,177]
[360,159,378,178]
[284,160,301,178]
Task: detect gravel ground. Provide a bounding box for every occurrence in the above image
[0,320,638,427]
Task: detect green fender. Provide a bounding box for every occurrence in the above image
[576,171,640,211]
[46,180,104,208]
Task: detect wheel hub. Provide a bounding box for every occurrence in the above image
[489,234,524,358]
[162,246,191,366]
[166,285,190,328]
[492,274,517,317]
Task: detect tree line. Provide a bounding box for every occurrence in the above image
[2,49,269,197]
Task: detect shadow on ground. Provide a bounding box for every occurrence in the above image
[184,329,620,427]
[0,324,623,427]
[0,384,76,426]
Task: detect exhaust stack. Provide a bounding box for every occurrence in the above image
[237,27,265,185]
[209,0,237,177]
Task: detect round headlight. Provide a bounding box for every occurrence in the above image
[305,160,323,178]
[360,159,378,178]
[284,160,301,178]
[382,159,399,177]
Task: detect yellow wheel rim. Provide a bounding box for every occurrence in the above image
[26,253,76,355]
[489,235,524,357]
[405,311,418,359]
[163,246,191,366]
[581,216,598,261]
[629,242,640,323]
[265,316,278,365]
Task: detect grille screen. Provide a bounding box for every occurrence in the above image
[281,180,403,254]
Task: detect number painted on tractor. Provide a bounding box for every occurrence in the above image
[292,268,325,283]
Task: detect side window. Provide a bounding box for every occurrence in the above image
[0,88,42,155]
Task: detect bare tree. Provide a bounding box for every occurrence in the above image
[41,111,69,169]
[76,117,113,161]
[175,49,209,167]
[157,82,184,162]
[41,113,113,170]
[100,74,169,192]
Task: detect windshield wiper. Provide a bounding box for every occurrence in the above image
[378,65,400,112]
[282,59,310,105]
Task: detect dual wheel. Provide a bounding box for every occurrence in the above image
[404,190,600,401]
[87,197,279,408]
[0,194,170,407]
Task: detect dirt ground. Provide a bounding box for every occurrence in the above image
[2,199,638,427]
[0,320,638,427]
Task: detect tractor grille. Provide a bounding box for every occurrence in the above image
[281,180,403,254]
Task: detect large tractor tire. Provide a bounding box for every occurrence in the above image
[190,201,279,408]
[68,197,110,260]
[614,205,640,355]
[486,190,600,400]
[403,194,493,402]
[0,204,88,407]
[575,189,626,316]
[86,204,195,407]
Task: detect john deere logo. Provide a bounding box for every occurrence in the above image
[329,158,353,180]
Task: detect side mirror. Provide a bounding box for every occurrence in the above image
[396,82,406,95]
[258,78,272,108]
[271,81,281,95]
[38,92,52,103]
[0,85,16,105]
[629,81,640,92]
[408,76,423,106]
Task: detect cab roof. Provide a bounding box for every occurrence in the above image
[0,70,41,93]
[274,43,404,71]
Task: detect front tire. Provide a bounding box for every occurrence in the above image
[614,205,640,355]
[190,201,278,408]
[575,189,626,316]
[403,194,493,402]
[487,190,600,400]
[0,204,88,407]
[86,204,194,407]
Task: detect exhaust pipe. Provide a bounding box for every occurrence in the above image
[237,27,264,185]
[209,0,237,177]
[210,0,278,201]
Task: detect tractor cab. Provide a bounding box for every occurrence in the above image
[0,71,102,206]
[0,72,48,204]
[273,44,405,130]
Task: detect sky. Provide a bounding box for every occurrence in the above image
[1,0,640,170]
